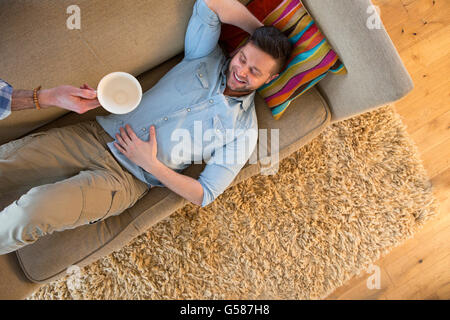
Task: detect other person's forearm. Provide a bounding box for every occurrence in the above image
[10,84,99,115]
[205,0,263,34]
[144,160,204,206]
[10,89,53,111]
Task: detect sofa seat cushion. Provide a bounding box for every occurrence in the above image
[0,253,41,299]
[15,53,330,283]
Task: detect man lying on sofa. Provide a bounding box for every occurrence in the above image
[0,0,292,254]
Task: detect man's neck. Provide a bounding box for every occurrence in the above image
[223,86,253,98]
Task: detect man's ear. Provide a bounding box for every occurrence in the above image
[265,73,279,84]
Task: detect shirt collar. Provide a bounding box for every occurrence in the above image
[220,58,256,113]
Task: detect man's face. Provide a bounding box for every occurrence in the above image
[226,41,279,93]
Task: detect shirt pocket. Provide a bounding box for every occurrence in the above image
[174,61,209,95]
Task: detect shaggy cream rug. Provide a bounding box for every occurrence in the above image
[28,104,439,300]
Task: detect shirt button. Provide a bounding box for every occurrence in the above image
[216,129,220,133]
[141,128,146,132]
[164,117,168,121]
[209,99,214,104]
[187,108,191,112]
[199,73,203,77]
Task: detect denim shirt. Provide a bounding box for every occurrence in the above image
[96,0,258,207]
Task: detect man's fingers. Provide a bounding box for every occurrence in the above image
[125,124,138,141]
[115,133,127,147]
[119,126,132,143]
[114,142,126,154]
[149,125,156,142]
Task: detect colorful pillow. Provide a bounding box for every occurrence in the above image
[219,0,347,120]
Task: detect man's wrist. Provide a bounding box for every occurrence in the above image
[208,0,264,35]
[144,159,164,175]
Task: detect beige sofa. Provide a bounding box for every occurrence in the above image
[0,0,413,299]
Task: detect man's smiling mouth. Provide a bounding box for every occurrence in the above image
[233,71,246,84]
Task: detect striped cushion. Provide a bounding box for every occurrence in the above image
[219,0,347,120]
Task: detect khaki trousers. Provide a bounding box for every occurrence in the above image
[0,120,150,255]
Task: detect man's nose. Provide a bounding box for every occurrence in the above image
[237,68,248,79]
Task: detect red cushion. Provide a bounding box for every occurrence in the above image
[219,0,283,54]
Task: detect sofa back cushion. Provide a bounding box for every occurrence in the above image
[0,0,197,144]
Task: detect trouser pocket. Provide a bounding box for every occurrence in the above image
[78,186,125,225]
[0,131,47,159]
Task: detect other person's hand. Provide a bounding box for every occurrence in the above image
[39,83,100,114]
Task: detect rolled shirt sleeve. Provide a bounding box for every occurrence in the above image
[0,79,13,120]
[198,125,258,207]
[184,0,222,61]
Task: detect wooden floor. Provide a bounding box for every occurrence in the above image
[325,0,450,299]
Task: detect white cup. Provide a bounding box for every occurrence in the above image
[97,72,142,114]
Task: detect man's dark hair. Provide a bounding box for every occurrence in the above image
[247,26,293,76]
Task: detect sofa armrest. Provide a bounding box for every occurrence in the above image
[301,0,414,123]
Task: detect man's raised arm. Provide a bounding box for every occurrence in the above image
[204,0,263,34]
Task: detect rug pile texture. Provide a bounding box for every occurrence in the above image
[28,104,439,299]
